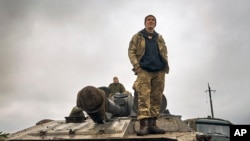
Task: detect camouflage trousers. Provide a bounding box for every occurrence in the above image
[134,69,165,120]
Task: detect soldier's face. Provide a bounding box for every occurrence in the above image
[145,16,156,29]
[113,78,119,83]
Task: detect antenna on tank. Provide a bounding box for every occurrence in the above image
[205,83,216,118]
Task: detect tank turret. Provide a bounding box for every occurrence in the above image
[71,86,168,123]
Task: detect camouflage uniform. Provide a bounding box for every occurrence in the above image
[128,32,169,120]
[108,83,125,94]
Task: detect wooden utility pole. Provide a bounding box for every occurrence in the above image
[205,83,216,118]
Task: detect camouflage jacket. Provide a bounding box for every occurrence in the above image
[108,83,125,94]
[128,32,169,74]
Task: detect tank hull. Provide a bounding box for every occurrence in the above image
[7,115,198,141]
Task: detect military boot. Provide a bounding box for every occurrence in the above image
[136,118,149,136]
[148,117,166,134]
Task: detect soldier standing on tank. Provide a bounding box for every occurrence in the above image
[128,15,169,136]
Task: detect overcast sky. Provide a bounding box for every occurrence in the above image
[1,0,250,133]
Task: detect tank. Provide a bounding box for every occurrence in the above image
[183,84,233,141]
[7,86,204,141]
[184,117,232,141]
